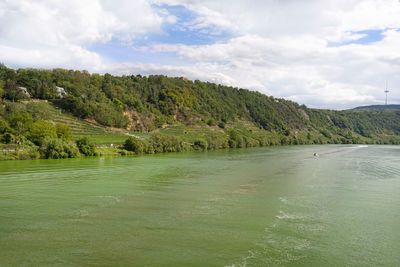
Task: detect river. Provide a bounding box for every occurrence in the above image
[1,145,400,266]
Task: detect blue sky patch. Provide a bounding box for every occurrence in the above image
[328,29,386,47]
[88,4,233,64]
[151,4,233,46]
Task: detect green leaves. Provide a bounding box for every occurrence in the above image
[40,137,80,159]
[76,137,96,156]
[28,120,57,145]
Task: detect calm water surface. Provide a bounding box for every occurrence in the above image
[1,145,400,266]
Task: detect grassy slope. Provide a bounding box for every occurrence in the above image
[45,102,144,145]
[27,101,280,147]
[25,101,237,146]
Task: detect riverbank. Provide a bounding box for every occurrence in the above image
[1,133,398,161]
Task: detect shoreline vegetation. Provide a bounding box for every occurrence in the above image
[1,64,400,161]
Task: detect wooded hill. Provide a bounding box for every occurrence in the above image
[1,63,400,159]
[352,105,400,112]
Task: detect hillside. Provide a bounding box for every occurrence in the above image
[1,64,400,159]
[352,105,400,111]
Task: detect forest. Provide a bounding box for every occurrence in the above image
[1,63,400,160]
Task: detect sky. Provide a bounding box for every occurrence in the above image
[1,0,400,109]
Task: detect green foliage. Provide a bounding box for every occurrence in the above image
[4,80,29,101]
[206,136,229,150]
[40,137,80,159]
[76,137,96,156]
[0,118,11,134]
[28,120,57,145]
[124,136,151,154]
[193,139,208,150]
[1,65,400,158]
[206,118,216,126]
[150,133,189,153]
[319,128,332,138]
[26,102,51,120]
[1,132,15,144]
[56,123,72,140]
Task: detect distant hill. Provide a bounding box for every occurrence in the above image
[1,63,400,160]
[352,105,400,111]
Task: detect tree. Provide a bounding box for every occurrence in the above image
[7,112,34,142]
[193,139,208,150]
[124,136,149,154]
[28,120,57,145]
[4,80,20,102]
[76,137,96,156]
[0,118,11,134]
[0,80,5,99]
[40,137,80,159]
[56,123,72,140]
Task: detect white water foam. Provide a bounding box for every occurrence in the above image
[276,210,304,220]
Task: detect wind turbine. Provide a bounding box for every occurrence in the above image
[384,80,389,105]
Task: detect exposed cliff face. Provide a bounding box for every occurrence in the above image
[297,108,310,120]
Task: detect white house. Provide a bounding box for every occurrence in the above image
[17,86,31,97]
[56,86,67,97]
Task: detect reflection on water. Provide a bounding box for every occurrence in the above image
[1,145,400,266]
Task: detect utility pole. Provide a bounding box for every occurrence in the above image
[384,80,389,105]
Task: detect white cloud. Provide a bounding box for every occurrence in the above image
[148,29,400,109]
[1,0,400,109]
[156,0,400,41]
[103,61,236,85]
[0,0,165,69]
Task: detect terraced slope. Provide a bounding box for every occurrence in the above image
[45,102,141,145]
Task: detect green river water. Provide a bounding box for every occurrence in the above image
[1,145,400,266]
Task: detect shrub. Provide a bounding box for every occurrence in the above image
[40,137,80,159]
[0,118,11,134]
[76,137,96,156]
[320,128,332,138]
[193,139,208,150]
[150,133,188,153]
[207,136,229,150]
[280,136,290,145]
[1,133,15,144]
[28,120,57,145]
[206,118,216,126]
[124,136,150,154]
[56,123,72,140]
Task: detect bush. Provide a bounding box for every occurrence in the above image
[193,139,208,150]
[40,137,80,159]
[1,132,15,144]
[218,122,225,129]
[76,137,96,156]
[320,128,332,138]
[207,136,229,150]
[0,118,11,134]
[280,136,290,145]
[28,120,57,145]
[124,136,150,154]
[56,123,72,140]
[206,118,216,126]
[150,133,188,153]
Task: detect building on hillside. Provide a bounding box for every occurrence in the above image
[56,86,67,97]
[17,86,31,97]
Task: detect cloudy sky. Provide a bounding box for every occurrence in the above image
[1,0,400,109]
